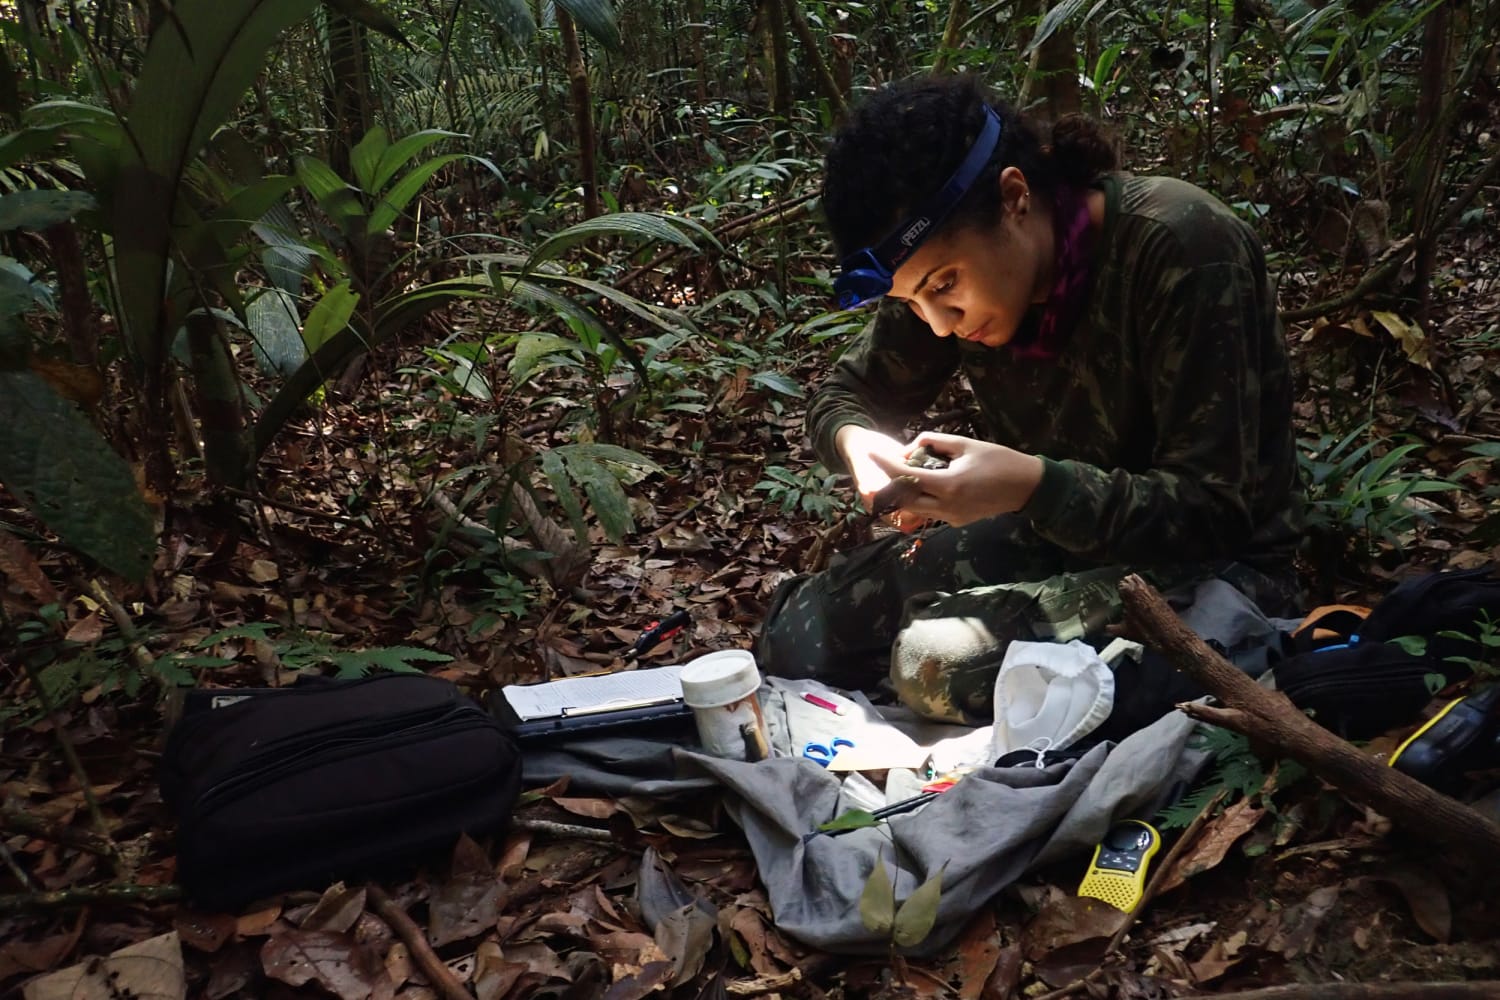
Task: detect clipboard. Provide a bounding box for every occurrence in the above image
[489,664,698,746]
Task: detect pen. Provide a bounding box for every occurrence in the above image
[815,790,943,840]
[802,692,846,715]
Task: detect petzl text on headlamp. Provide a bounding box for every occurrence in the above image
[832,104,1004,310]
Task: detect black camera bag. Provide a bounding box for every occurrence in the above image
[160,674,521,910]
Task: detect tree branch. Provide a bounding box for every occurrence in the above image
[367,884,472,1000]
[0,884,180,913]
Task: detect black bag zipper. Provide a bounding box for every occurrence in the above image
[190,702,494,817]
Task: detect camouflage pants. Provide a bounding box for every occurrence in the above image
[755,514,1299,724]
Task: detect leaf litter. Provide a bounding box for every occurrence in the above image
[6,144,1500,1000]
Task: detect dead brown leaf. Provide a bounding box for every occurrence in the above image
[260,929,393,1000]
[1021,887,1127,961]
[0,528,60,605]
[1188,928,1249,983]
[472,941,523,1000]
[724,906,781,977]
[428,836,502,947]
[1154,796,1265,895]
[384,941,412,991]
[1033,936,1109,989]
[64,610,104,644]
[204,940,259,1000]
[934,909,1001,1000]
[981,942,1024,1000]
[496,829,533,879]
[300,882,367,935]
[23,931,184,1000]
[173,909,237,954]
[601,959,674,1000]
[0,912,83,980]
[234,901,282,938]
[1265,884,1341,959]
[1373,865,1452,942]
[554,796,625,820]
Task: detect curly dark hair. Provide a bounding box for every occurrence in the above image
[822,76,1118,259]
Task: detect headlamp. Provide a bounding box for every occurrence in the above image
[832,105,1004,310]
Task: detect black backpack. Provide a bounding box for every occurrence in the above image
[1272,567,1500,739]
[160,673,521,910]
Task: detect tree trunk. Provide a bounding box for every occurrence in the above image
[184,311,250,488]
[1018,0,1081,115]
[1407,2,1455,327]
[686,0,708,104]
[324,12,376,178]
[557,7,600,219]
[45,222,96,367]
[785,0,847,118]
[931,0,967,75]
[763,0,793,128]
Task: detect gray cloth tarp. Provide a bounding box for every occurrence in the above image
[520,580,1292,956]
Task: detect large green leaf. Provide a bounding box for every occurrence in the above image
[892,865,945,948]
[348,126,390,194]
[558,446,634,542]
[0,371,155,580]
[366,152,465,234]
[0,125,70,172]
[539,448,588,543]
[858,857,895,937]
[371,129,465,194]
[1027,0,1091,53]
[319,0,410,45]
[113,0,320,378]
[476,0,537,47]
[253,201,318,294]
[526,271,702,339]
[0,190,96,232]
[246,287,307,375]
[295,154,367,238]
[301,280,360,352]
[556,0,621,52]
[524,212,708,268]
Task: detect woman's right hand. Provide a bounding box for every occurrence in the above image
[835,425,909,510]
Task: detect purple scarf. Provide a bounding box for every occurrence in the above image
[1010,185,1096,361]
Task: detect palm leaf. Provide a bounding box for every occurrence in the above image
[556,0,621,52]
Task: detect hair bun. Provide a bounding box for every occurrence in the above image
[1049,115,1118,186]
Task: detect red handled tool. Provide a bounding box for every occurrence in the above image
[625,609,692,660]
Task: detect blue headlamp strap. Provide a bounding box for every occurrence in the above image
[832,104,1004,310]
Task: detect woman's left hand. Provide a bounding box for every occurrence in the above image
[869,432,1045,527]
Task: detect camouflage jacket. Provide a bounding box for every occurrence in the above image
[807,174,1304,573]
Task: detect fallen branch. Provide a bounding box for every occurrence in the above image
[88,577,154,675]
[0,883,180,913]
[367,885,472,1000]
[725,967,803,996]
[510,817,614,842]
[1117,575,1500,864]
[430,490,550,583]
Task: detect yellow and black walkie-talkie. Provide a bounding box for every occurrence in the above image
[1078,820,1161,912]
